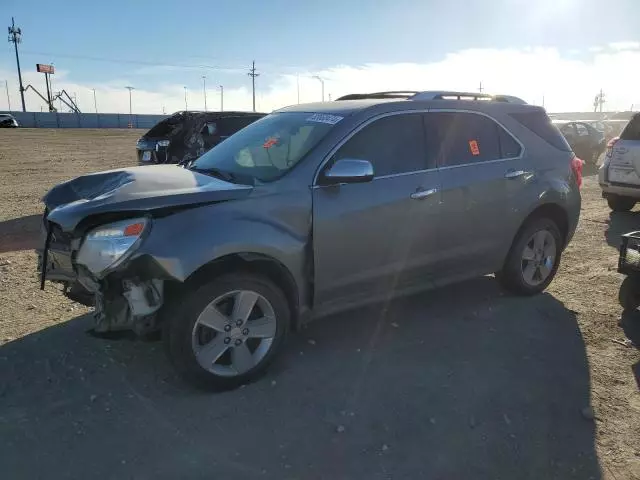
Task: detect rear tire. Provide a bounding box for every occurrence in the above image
[163,273,290,390]
[607,195,636,212]
[496,218,563,296]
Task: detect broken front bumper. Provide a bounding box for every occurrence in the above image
[38,216,167,335]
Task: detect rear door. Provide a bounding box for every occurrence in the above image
[607,115,640,185]
[312,112,441,310]
[427,111,525,277]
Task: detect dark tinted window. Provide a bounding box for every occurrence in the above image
[510,111,572,151]
[620,115,640,141]
[333,114,427,176]
[425,112,502,167]
[498,127,522,157]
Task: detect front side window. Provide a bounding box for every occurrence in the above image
[425,112,503,167]
[332,113,428,177]
[190,112,336,183]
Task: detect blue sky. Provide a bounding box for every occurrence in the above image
[2,0,640,113]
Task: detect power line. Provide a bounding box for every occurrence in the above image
[248,61,259,112]
[19,49,307,77]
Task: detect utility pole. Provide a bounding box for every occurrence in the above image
[593,89,606,113]
[247,61,259,112]
[312,75,325,101]
[328,93,332,101]
[5,80,11,111]
[202,75,207,111]
[8,18,26,112]
[125,86,134,126]
[478,81,484,93]
[92,88,97,113]
[219,85,224,111]
[184,86,188,111]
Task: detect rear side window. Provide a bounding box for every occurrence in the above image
[509,111,572,151]
[424,112,508,167]
[333,113,427,176]
[620,115,640,141]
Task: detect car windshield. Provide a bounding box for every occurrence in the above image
[189,112,338,183]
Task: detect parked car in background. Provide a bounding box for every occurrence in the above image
[556,121,606,164]
[599,113,640,211]
[39,90,581,389]
[136,111,266,165]
[0,113,19,128]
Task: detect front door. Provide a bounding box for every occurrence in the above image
[426,111,526,277]
[312,113,441,312]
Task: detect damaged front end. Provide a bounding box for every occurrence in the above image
[40,214,167,335]
[38,164,254,336]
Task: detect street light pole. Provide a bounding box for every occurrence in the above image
[184,86,188,111]
[312,75,325,102]
[125,86,134,126]
[202,75,207,111]
[219,85,224,111]
[92,88,97,113]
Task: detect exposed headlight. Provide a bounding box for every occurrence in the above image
[157,139,170,147]
[76,218,149,277]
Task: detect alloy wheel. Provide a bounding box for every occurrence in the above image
[191,289,277,377]
[521,229,557,287]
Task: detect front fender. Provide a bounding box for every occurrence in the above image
[130,196,311,305]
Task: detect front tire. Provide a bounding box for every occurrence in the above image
[496,218,563,295]
[164,273,290,390]
[607,195,636,212]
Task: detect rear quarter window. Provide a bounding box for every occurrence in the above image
[509,111,572,151]
[620,115,640,141]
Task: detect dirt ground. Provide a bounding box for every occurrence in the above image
[0,129,638,479]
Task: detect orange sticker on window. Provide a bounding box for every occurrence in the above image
[263,137,278,149]
[469,140,480,156]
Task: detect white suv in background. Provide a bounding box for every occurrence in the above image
[599,113,640,211]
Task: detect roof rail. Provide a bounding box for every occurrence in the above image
[335,91,419,101]
[411,91,527,104]
[335,90,528,104]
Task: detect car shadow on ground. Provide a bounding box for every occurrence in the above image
[0,277,601,480]
[0,214,40,254]
[604,210,640,249]
[619,310,640,391]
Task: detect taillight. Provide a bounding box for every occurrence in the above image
[606,136,619,158]
[571,155,584,189]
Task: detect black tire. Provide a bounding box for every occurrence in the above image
[607,195,636,212]
[163,273,290,390]
[496,217,563,296]
[618,275,640,311]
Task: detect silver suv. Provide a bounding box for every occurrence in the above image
[599,113,640,211]
[39,91,582,389]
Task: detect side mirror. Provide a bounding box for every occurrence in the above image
[323,159,374,185]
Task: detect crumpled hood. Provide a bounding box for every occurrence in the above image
[44,165,253,232]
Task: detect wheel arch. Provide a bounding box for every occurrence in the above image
[508,203,570,256]
[176,252,302,330]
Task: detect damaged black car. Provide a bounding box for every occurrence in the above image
[136,110,266,165]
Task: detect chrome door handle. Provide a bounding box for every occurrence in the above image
[504,170,527,179]
[410,188,438,200]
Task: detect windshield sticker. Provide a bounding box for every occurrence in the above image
[306,113,343,125]
[263,137,279,149]
[469,140,480,156]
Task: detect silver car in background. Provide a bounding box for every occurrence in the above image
[599,113,640,211]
